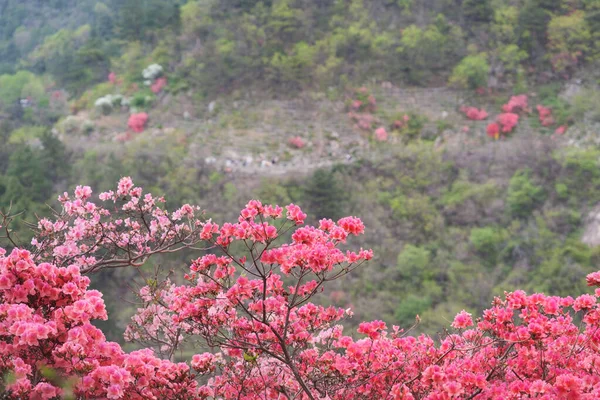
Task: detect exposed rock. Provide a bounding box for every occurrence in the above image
[561,82,583,102]
[582,205,600,247]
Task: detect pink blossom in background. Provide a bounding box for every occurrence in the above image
[497,112,519,133]
[128,112,148,133]
[487,122,500,139]
[351,100,363,110]
[555,125,567,135]
[460,106,488,120]
[108,72,117,84]
[374,127,388,141]
[348,112,374,131]
[536,104,555,127]
[288,136,305,149]
[502,94,528,113]
[150,77,167,94]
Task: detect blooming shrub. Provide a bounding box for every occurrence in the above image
[537,104,555,127]
[502,94,528,113]
[497,112,519,134]
[128,112,148,133]
[555,125,567,135]
[288,135,306,149]
[348,87,376,113]
[460,106,488,120]
[348,111,375,131]
[393,114,411,130]
[374,127,388,141]
[150,77,167,94]
[142,64,163,81]
[94,95,114,115]
[3,179,600,399]
[108,72,117,84]
[487,122,500,139]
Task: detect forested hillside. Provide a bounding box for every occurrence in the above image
[2,0,600,340]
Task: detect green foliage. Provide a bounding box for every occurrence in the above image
[114,0,183,41]
[441,180,499,209]
[506,169,546,218]
[547,11,592,73]
[449,53,489,89]
[397,244,432,284]
[469,227,506,264]
[0,71,46,106]
[303,168,348,221]
[461,0,493,24]
[8,126,46,144]
[394,294,431,326]
[556,148,600,204]
[269,42,316,86]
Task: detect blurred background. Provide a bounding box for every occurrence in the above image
[1,0,600,346]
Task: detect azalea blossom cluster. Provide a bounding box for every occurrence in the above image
[288,136,306,149]
[128,112,149,133]
[460,106,488,121]
[536,104,568,135]
[150,77,167,94]
[349,87,376,113]
[484,95,527,139]
[374,127,388,141]
[30,177,207,273]
[348,111,375,131]
[3,180,600,399]
[347,87,388,142]
[0,248,199,399]
[502,94,529,114]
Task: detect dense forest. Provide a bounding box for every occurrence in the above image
[2,0,600,343]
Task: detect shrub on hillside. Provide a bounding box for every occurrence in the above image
[507,169,546,217]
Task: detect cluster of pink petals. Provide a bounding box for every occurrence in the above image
[460,106,488,120]
[393,114,411,130]
[0,249,198,399]
[349,88,376,113]
[150,77,167,94]
[128,112,148,133]
[497,112,519,133]
[555,125,568,135]
[348,111,375,131]
[288,136,306,149]
[502,94,529,113]
[4,180,600,399]
[536,104,555,127]
[374,127,388,141]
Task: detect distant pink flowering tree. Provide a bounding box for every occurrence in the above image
[496,112,519,134]
[288,136,306,149]
[128,112,148,133]
[150,77,167,94]
[374,127,388,141]
[537,104,555,127]
[502,95,528,114]
[460,106,488,121]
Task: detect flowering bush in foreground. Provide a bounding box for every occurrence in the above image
[2,179,600,399]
